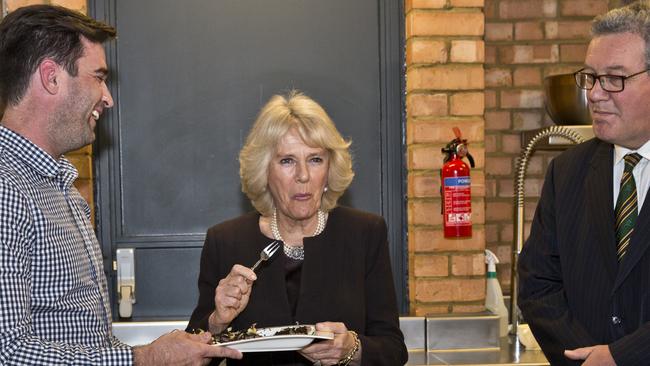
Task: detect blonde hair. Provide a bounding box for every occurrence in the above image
[239,91,354,216]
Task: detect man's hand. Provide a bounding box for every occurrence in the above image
[133,330,242,366]
[565,345,616,366]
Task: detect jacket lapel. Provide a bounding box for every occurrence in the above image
[585,141,617,283]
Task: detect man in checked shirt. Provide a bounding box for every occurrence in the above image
[0,5,242,365]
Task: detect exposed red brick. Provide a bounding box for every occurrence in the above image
[406,0,447,11]
[498,178,515,198]
[408,117,485,144]
[485,223,499,243]
[500,223,515,243]
[560,0,608,17]
[515,21,544,40]
[545,21,592,40]
[513,66,542,86]
[409,174,439,198]
[486,23,514,41]
[486,45,497,65]
[410,228,486,252]
[415,255,449,277]
[409,146,444,170]
[415,278,485,302]
[485,110,511,130]
[485,177,498,198]
[524,177,545,197]
[485,0,497,19]
[560,44,588,63]
[409,200,442,226]
[513,111,544,129]
[452,254,486,276]
[486,156,513,176]
[450,0,484,7]
[485,134,498,153]
[407,39,448,65]
[450,92,485,116]
[407,11,484,37]
[407,93,448,117]
[407,65,485,91]
[502,134,522,154]
[499,0,557,19]
[413,304,450,316]
[485,90,497,109]
[450,40,485,63]
[452,304,487,313]
[485,68,512,87]
[499,44,559,64]
[500,89,545,109]
[486,201,513,221]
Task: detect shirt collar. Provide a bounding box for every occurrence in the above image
[0,126,78,183]
[614,140,650,166]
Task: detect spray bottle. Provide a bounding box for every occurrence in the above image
[485,249,509,337]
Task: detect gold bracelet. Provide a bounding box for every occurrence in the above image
[338,331,360,366]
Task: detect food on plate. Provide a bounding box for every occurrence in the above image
[191,323,260,344]
[216,323,261,343]
[274,325,311,336]
[191,323,314,345]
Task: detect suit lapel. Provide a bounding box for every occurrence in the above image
[585,141,617,283]
[614,164,650,291]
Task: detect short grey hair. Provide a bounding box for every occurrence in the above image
[592,0,650,68]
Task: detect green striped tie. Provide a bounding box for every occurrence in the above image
[615,153,642,261]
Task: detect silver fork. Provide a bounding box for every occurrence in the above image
[250,240,281,271]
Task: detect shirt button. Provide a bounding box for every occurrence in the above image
[612,316,621,325]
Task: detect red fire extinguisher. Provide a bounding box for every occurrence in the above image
[441,127,475,238]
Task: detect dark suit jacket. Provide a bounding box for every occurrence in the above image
[518,138,650,366]
[187,206,407,366]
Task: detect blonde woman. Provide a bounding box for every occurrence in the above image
[187,91,407,365]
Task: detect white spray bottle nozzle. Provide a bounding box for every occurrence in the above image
[485,249,499,275]
[484,249,508,337]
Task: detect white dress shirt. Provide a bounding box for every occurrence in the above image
[613,141,650,212]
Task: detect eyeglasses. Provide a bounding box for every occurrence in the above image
[573,68,650,92]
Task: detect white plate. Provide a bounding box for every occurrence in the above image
[216,325,334,352]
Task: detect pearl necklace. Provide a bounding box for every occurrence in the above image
[271,209,326,261]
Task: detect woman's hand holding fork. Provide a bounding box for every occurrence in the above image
[209,264,257,334]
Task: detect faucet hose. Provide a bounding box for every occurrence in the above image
[509,126,586,335]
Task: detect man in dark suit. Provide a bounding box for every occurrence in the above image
[518,2,650,365]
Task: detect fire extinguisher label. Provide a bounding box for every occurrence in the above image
[443,176,472,226]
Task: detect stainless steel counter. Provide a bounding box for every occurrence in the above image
[406,336,548,366]
[113,318,549,366]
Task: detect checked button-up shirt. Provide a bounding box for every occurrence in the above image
[0,126,132,365]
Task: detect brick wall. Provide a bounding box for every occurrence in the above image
[5,0,94,221]
[405,0,487,315]
[405,0,628,315]
[483,0,609,295]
